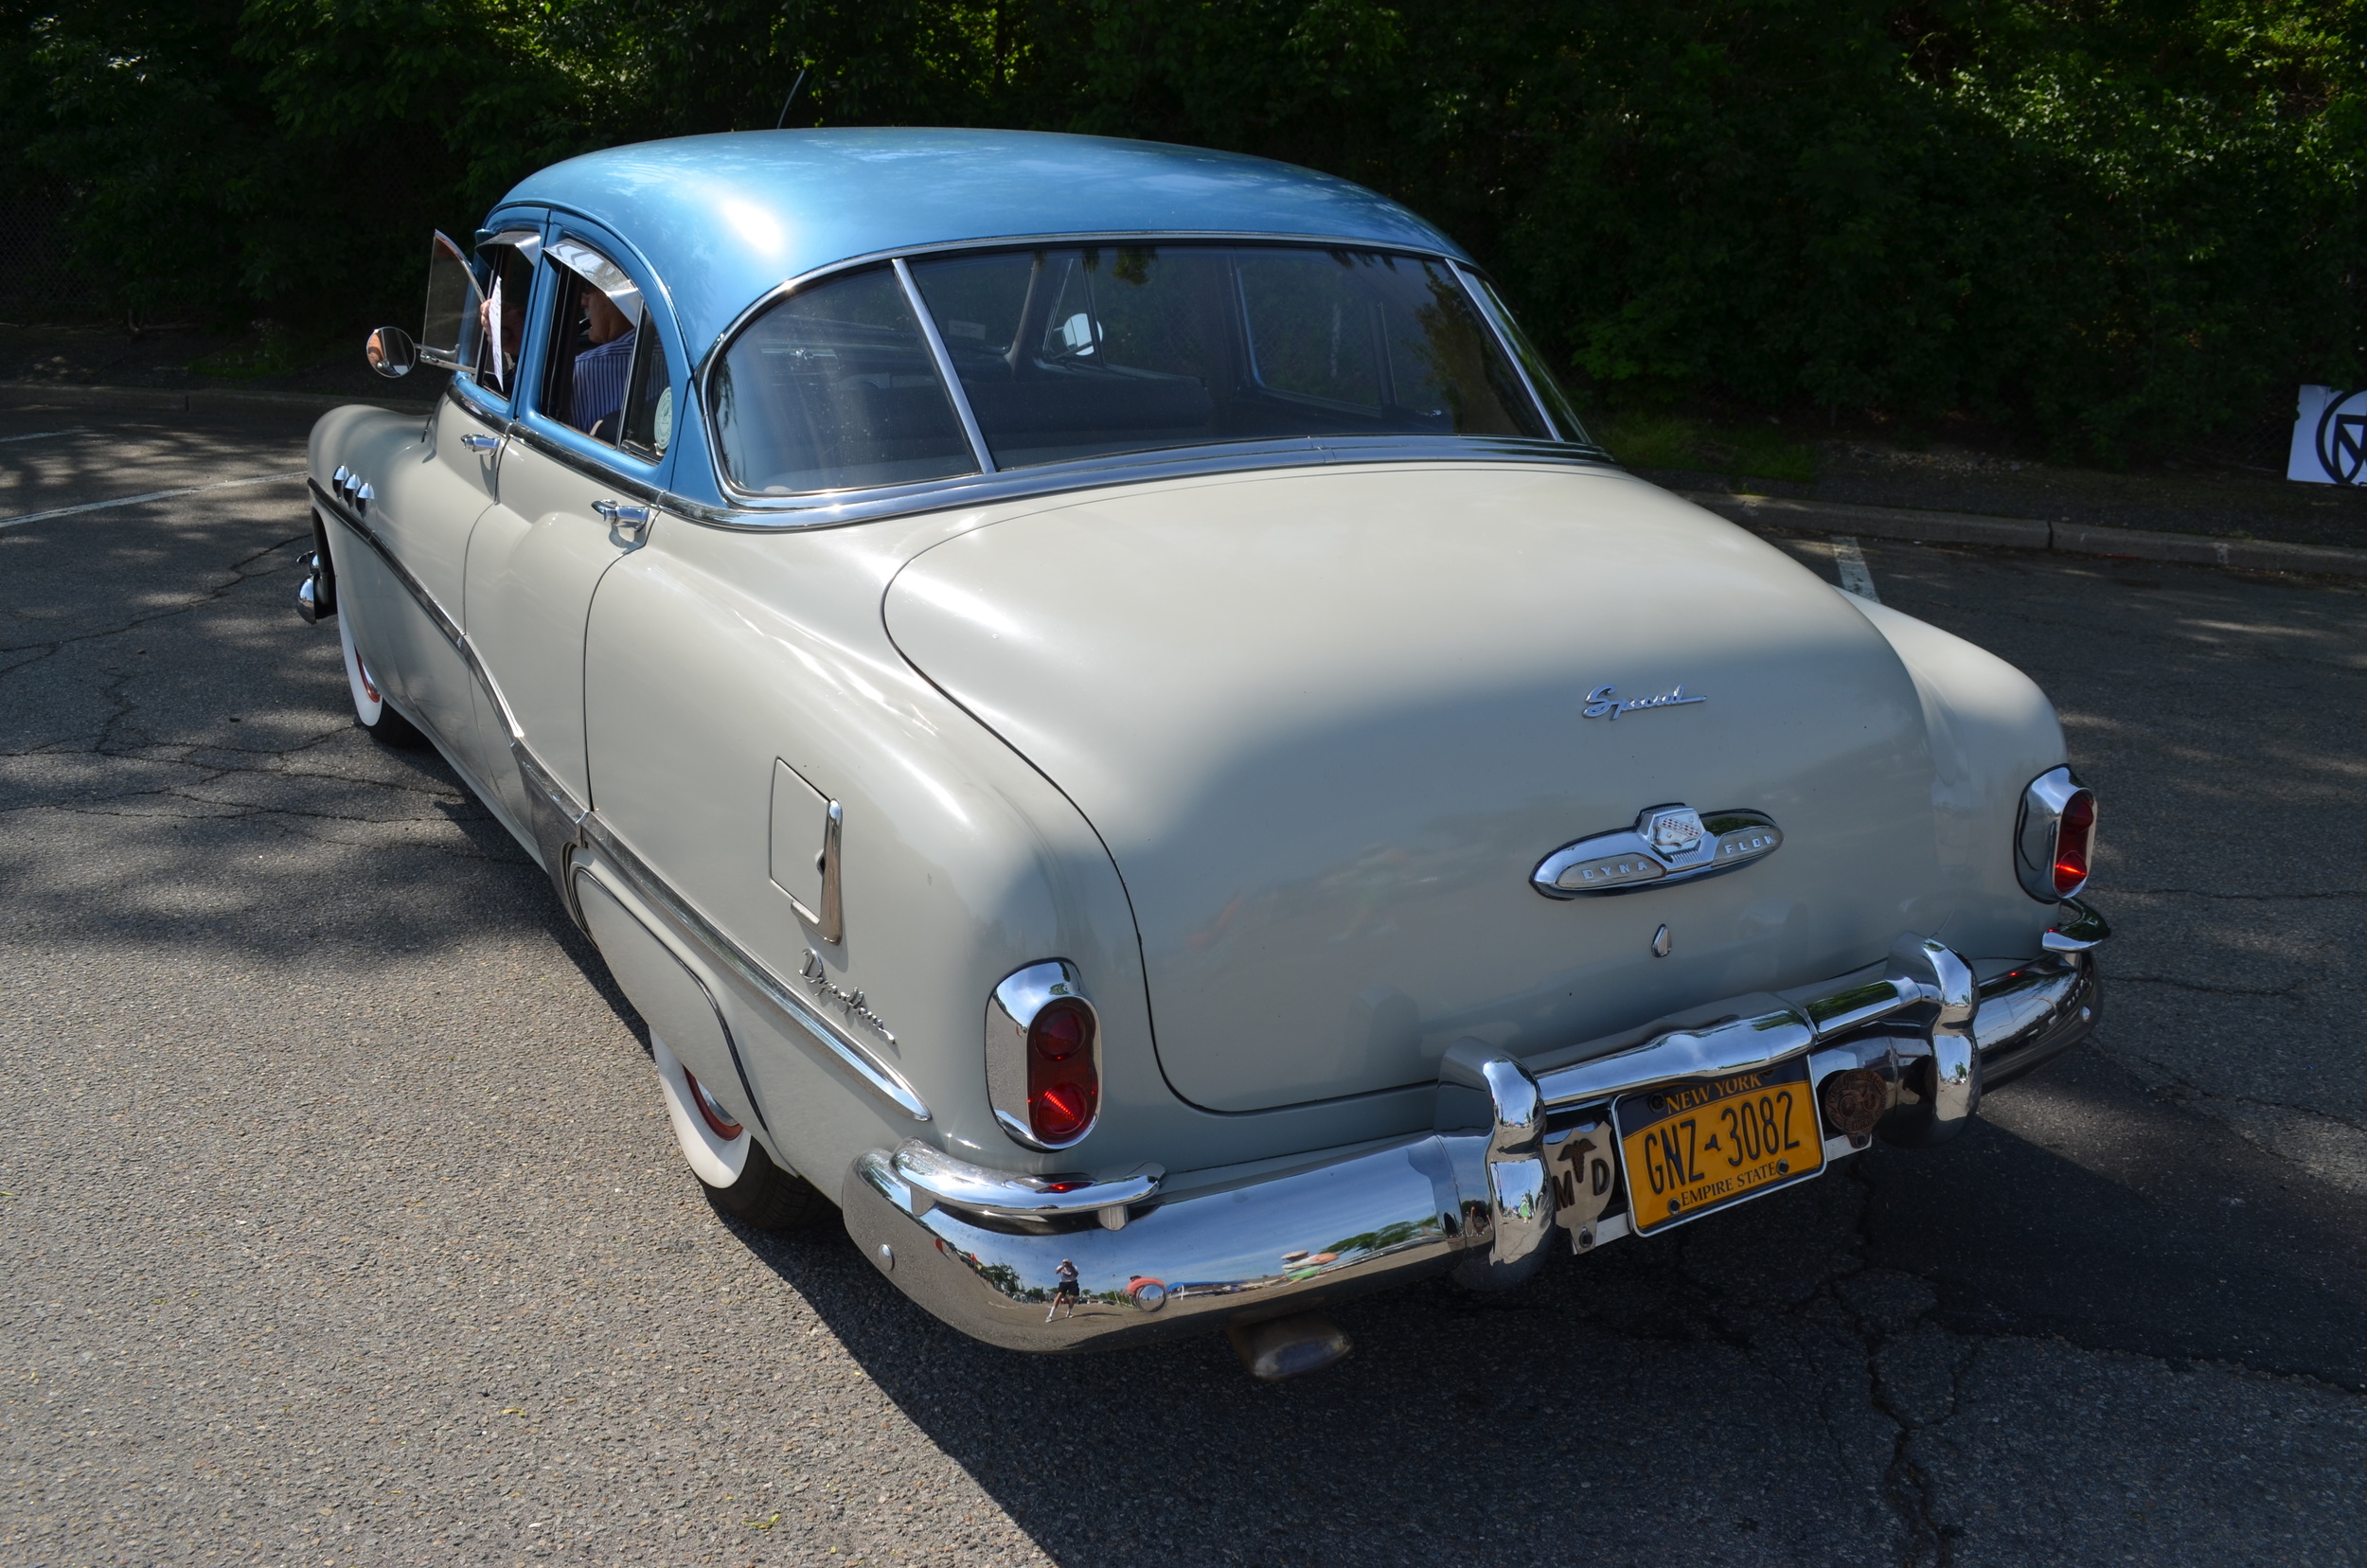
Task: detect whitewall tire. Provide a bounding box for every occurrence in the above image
[650,1035,830,1230]
[338,613,426,746]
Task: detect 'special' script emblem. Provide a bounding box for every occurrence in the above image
[1583,684,1707,721]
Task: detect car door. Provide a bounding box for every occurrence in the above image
[338,227,537,785]
[463,223,683,844]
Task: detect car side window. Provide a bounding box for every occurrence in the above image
[472,240,535,400]
[541,239,667,453]
[619,314,674,459]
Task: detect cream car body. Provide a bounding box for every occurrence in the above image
[301,129,2105,1360]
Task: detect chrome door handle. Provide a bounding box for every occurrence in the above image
[593,499,653,541]
[460,434,500,452]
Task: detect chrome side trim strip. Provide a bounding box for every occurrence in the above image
[311,478,525,739]
[314,476,926,1123]
[577,811,932,1123]
[572,862,772,1135]
[512,739,589,924]
[894,256,996,475]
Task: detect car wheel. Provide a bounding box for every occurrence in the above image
[650,1035,832,1231]
[338,613,427,747]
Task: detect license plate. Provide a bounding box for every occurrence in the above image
[1613,1055,1824,1236]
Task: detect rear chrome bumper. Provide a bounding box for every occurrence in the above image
[841,908,2105,1353]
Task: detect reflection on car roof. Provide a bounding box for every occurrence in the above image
[502,128,1466,360]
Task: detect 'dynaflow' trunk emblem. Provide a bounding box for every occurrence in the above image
[1531,805,1782,899]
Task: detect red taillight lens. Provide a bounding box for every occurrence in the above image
[2053,789,2096,895]
[684,1068,744,1139]
[1026,998,1098,1144]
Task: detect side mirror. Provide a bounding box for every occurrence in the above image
[365,325,418,379]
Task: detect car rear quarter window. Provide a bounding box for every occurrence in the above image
[710,265,977,494]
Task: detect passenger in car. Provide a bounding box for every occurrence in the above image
[573,289,637,440]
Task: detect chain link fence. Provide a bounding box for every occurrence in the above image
[0,193,104,323]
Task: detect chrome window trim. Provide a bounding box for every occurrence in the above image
[506,417,667,502]
[1452,259,1562,444]
[893,256,997,474]
[690,229,1486,385]
[694,233,1611,524]
[480,227,543,264]
[676,437,1610,533]
[546,233,643,318]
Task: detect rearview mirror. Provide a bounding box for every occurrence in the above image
[365,325,418,379]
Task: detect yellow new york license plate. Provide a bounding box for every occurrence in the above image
[1614,1055,1824,1236]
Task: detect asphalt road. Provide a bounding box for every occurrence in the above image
[3,405,2363,1568]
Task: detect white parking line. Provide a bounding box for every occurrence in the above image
[1833,536,1880,603]
[0,428,85,444]
[0,471,307,531]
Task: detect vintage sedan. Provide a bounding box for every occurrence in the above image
[301,128,2105,1378]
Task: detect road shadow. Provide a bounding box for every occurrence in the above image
[710,1041,2367,1567]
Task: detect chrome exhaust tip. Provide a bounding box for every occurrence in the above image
[1227,1312,1352,1381]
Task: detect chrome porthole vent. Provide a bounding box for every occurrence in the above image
[1531,804,1782,899]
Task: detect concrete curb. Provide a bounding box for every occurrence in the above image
[0,380,433,418]
[1685,490,2367,579]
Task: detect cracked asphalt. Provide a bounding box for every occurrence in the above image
[3,404,2364,1568]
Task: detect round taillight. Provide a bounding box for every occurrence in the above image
[1026,997,1098,1144]
[684,1068,744,1139]
[2053,789,2097,895]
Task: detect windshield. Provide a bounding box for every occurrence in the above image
[710,243,1577,495]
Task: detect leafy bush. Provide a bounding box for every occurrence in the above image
[2,0,2359,458]
[1595,413,1819,483]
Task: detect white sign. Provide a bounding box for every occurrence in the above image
[2289,384,2367,484]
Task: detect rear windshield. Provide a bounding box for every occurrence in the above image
[709,243,1571,495]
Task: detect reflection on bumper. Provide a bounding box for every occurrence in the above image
[843,920,2104,1352]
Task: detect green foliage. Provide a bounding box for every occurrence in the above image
[3,0,2361,456]
[1595,413,1819,483]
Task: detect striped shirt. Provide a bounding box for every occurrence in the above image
[573,329,635,441]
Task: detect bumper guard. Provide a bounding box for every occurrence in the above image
[841,907,2105,1352]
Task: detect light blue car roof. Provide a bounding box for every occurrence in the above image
[500,128,1469,360]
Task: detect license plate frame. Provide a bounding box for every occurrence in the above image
[1612,1054,1825,1236]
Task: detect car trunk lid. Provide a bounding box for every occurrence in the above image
[884,464,1937,1112]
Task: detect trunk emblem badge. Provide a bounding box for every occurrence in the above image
[1647,808,1705,856]
[1582,684,1706,721]
[1532,805,1783,899]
